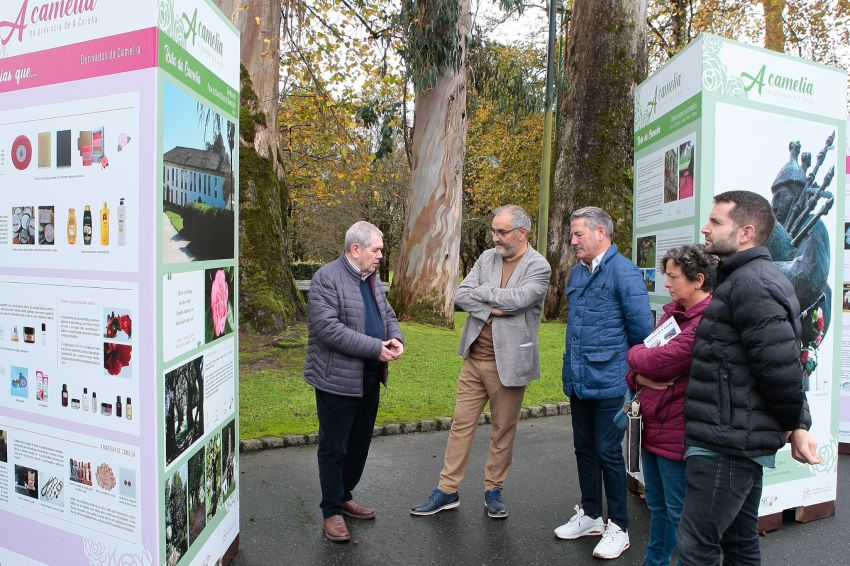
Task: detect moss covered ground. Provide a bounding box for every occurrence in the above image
[239,312,568,439]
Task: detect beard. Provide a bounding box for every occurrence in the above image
[705,235,738,258]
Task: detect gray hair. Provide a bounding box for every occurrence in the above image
[344,221,382,252]
[493,205,532,231]
[570,206,614,239]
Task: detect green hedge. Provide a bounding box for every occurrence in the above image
[291,261,324,280]
[182,203,235,260]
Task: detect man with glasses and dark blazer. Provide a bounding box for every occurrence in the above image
[411,205,551,519]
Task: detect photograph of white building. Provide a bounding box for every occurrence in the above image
[163,147,230,209]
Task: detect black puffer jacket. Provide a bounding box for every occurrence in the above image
[685,246,811,457]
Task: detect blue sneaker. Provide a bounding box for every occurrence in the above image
[484,489,508,519]
[410,488,460,516]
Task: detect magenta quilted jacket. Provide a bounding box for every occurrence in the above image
[626,295,711,461]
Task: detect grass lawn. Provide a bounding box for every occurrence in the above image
[239,312,568,439]
[165,210,184,232]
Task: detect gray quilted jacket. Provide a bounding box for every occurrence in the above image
[304,255,403,397]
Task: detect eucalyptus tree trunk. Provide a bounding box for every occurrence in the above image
[215,0,303,331]
[544,0,647,319]
[762,0,786,52]
[389,0,471,327]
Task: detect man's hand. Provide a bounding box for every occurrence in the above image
[788,429,822,465]
[491,308,505,317]
[378,343,397,362]
[385,338,404,359]
[635,374,674,391]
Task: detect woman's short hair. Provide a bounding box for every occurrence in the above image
[661,243,718,291]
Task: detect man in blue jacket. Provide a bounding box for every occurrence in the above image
[554,207,654,560]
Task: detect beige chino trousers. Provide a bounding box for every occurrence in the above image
[438,355,526,493]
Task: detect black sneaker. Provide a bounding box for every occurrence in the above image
[410,488,460,516]
[484,489,508,519]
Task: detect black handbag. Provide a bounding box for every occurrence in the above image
[626,413,642,473]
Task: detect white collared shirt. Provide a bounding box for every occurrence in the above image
[583,248,609,274]
[345,254,369,280]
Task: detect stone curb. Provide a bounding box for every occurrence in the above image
[240,401,572,453]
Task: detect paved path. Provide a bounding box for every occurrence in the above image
[162,212,195,262]
[233,415,849,565]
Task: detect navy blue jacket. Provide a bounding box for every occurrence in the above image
[563,244,654,399]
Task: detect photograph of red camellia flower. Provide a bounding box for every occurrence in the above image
[205,267,234,343]
[104,343,132,377]
[103,308,133,342]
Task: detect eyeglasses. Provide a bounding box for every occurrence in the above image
[490,228,519,237]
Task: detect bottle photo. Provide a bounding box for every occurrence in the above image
[100,202,109,246]
[61,383,68,407]
[91,391,97,412]
[125,397,132,420]
[67,208,77,244]
[83,387,89,411]
[116,395,122,418]
[83,205,92,245]
[118,198,126,246]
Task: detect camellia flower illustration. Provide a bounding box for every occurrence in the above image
[105,311,133,339]
[119,314,132,338]
[105,311,118,338]
[104,343,132,376]
[211,269,229,337]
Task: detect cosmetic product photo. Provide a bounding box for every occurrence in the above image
[83,205,92,245]
[67,207,77,244]
[100,202,109,246]
[118,198,126,246]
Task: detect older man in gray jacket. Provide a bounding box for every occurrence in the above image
[411,205,551,519]
[304,221,404,542]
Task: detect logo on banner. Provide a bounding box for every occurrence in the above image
[740,64,814,99]
[181,7,223,57]
[636,72,683,128]
[0,0,98,46]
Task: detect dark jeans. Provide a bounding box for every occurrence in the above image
[570,395,628,530]
[315,375,380,518]
[677,454,763,566]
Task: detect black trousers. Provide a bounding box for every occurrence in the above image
[315,374,380,518]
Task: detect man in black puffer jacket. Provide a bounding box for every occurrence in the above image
[678,191,821,565]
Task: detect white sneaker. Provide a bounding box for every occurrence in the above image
[592,520,630,559]
[554,505,605,540]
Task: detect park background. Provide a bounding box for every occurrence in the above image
[214,0,850,440]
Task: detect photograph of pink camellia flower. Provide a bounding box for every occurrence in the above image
[104,343,132,377]
[205,267,234,343]
[103,308,133,342]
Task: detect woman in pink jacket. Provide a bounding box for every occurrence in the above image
[626,244,716,566]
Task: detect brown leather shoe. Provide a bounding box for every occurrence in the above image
[342,499,376,519]
[323,515,351,542]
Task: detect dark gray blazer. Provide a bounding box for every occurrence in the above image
[303,255,403,397]
[455,246,551,387]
